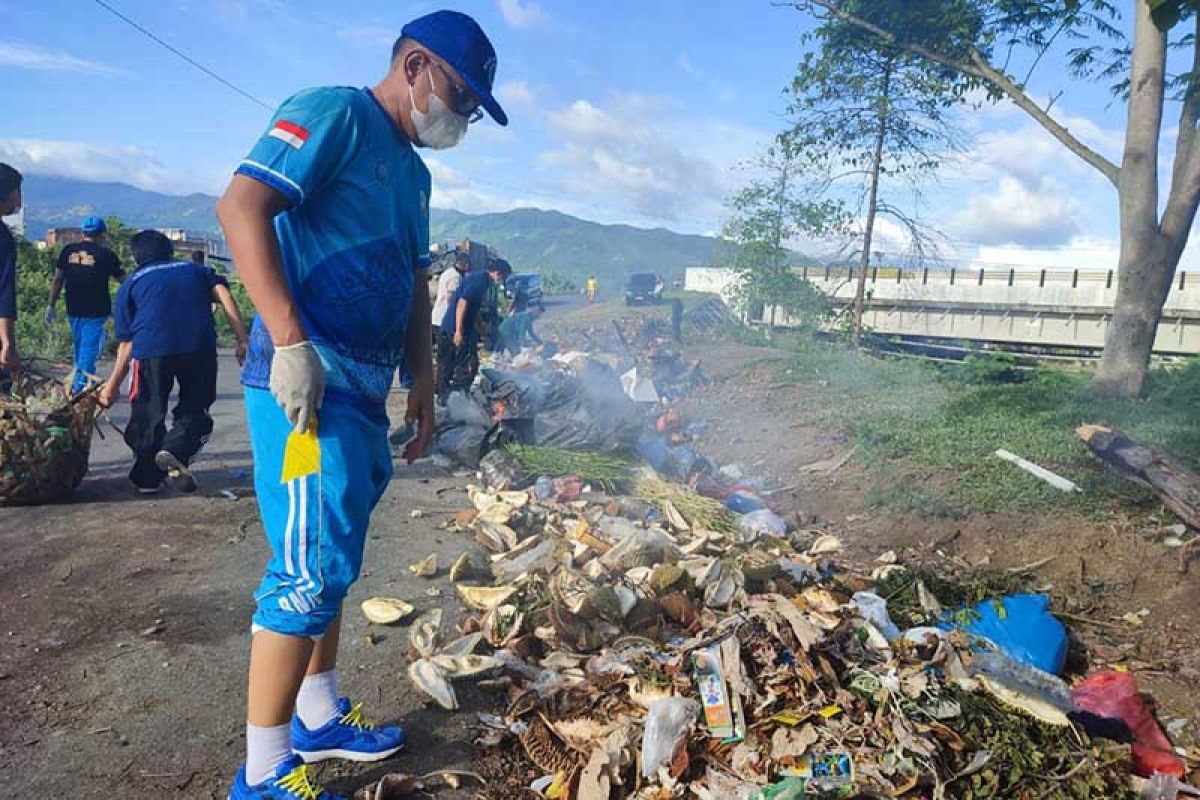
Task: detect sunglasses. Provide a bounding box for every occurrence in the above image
[433,61,484,123]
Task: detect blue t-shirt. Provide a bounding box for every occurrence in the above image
[440,271,491,339]
[235,86,432,411]
[114,260,228,359]
[0,222,15,321]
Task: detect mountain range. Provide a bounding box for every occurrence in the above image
[17,175,740,283]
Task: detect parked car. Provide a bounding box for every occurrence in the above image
[506,273,544,310]
[624,272,663,305]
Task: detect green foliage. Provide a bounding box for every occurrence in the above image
[786,1,969,268]
[724,141,842,329]
[776,339,1200,515]
[539,271,577,296]
[14,238,67,360]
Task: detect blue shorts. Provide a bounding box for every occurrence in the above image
[245,387,392,637]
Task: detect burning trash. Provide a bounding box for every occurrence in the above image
[385,330,1191,799]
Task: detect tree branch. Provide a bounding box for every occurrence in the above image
[1162,23,1200,253]
[794,0,1121,187]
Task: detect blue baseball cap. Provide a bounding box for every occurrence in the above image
[81,215,106,234]
[401,10,507,126]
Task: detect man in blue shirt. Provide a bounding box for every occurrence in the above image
[216,10,507,800]
[436,258,508,402]
[0,163,22,387]
[98,230,248,493]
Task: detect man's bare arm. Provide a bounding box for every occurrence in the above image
[214,283,250,363]
[215,176,304,346]
[47,269,64,309]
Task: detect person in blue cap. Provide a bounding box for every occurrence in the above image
[46,215,125,393]
[216,9,507,799]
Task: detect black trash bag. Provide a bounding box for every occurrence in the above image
[532,360,641,453]
[432,422,489,468]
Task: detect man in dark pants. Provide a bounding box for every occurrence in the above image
[436,258,508,402]
[98,230,248,493]
[0,163,22,391]
[46,215,126,393]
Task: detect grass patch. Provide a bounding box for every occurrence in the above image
[776,338,1191,516]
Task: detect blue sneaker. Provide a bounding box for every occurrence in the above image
[228,754,344,799]
[291,698,406,763]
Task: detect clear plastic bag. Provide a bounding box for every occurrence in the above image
[641,696,700,778]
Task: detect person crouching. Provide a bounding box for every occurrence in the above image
[98,229,248,493]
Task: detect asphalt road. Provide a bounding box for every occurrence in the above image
[0,351,486,799]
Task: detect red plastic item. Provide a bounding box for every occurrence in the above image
[551,475,583,502]
[1071,671,1185,778]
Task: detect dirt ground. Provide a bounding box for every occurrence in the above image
[683,343,1200,747]
[3,315,1198,798]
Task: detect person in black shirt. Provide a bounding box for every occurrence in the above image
[47,215,125,393]
[0,163,21,388]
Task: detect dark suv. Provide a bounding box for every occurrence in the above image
[624,272,663,305]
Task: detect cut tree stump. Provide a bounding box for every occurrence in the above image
[1077,424,1200,572]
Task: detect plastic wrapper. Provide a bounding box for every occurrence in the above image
[942,593,1068,674]
[851,591,901,640]
[737,509,788,541]
[641,696,700,778]
[480,449,525,490]
[1072,671,1186,778]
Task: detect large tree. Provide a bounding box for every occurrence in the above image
[783,0,969,341]
[789,0,1200,397]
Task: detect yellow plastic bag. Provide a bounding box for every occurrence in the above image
[281,419,321,483]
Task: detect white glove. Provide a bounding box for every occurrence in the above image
[269,341,325,433]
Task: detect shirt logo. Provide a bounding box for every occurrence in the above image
[269,120,310,149]
[68,251,96,267]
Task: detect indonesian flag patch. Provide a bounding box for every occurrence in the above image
[269,120,309,149]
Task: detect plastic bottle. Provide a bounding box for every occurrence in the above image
[533,475,553,501]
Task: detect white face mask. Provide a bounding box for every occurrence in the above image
[410,67,468,150]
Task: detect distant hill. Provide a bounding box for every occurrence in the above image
[17,175,780,283]
[21,175,219,238]
[428,207,737,284]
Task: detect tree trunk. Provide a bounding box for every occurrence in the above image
[853,63,891,345]
[1093,1,1170,397]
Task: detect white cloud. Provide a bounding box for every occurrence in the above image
[496,80,536,111]
[0,42,127,76]
[0,139,200,195]
[677,53,699,76]
[336,24,397,49]
[537,93,768,228]
[951,175,1081,247]
[497,0,544,29]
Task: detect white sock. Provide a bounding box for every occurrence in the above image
[295,669,340,730]
[245,722,292,786]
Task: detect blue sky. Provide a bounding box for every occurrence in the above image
[1,0,1195,270]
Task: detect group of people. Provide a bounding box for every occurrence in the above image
[430,247,543,404]
[0,165,250,493]
[3,9,521,799]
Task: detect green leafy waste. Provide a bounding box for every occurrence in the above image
[947,689,1136,799]
[503,444,636,491]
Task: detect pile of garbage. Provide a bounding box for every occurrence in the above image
[378,335,1197,799]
